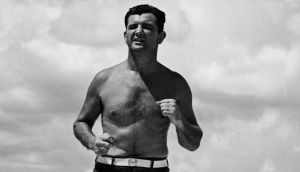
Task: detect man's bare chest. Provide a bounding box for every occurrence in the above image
[99,72,169,126]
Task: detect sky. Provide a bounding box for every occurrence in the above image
[0,0,300,171]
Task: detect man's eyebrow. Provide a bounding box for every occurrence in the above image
[127,22,154,27]
[127,23,137,27]
[143,23,153,26]
[128,23,137,26]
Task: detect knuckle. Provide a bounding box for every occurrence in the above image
[95,141,101,146]
[108,137,114,144]
[95,136,102,141]
[104,142,110,148]
[102,133,110,138]
[96,141,107,147]
[96,147,108,154]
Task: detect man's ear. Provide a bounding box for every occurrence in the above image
[157,31,166,44]
[123,31,127,43]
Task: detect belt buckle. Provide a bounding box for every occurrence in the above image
[128,158,138,166]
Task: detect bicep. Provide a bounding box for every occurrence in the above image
[177,80,198,125]
[76,80,102,127]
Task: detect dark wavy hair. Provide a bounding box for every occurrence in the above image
[124,4,166,33]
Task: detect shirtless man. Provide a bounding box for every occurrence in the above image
[73,4,203,172]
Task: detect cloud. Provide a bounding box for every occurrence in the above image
[259,159,276,172]
[0,44,82,116]
[283,0,300,9]
[0,0,61,46]
[0,115,95,172]
[50,0,124,47]
[287,12,300,37]
[22,37,125,75]
[167,108,299,172]
[193,43,300,107]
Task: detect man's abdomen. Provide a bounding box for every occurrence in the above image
[102,118,170,158]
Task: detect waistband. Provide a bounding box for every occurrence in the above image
[95,155,169,168]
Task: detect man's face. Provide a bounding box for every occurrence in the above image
[124,13,165,51]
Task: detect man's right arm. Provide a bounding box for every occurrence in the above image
[73,74,103,150]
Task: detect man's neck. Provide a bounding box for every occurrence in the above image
[127,50,161,75]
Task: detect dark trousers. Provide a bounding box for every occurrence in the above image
[93,162,170,172]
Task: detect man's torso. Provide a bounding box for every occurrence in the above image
[96,61,181,158]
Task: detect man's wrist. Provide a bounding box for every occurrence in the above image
[86,136,96,150]
[174,119,184,129]
[172,111,184,129]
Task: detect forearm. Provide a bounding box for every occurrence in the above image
[73,121,96,150]
[175,117,203,151]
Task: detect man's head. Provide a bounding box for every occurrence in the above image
[123,4,167,52]
[124,4,166,33]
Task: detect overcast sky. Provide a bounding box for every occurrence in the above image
[1,0,300,172]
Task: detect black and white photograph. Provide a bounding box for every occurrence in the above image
[1,0,299,172]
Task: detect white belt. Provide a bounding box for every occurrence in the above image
[96,155,168,168]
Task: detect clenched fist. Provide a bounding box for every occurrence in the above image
[91,133,114,155]
[156,99,183,127]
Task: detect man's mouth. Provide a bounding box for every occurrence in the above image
[133,38,145,43]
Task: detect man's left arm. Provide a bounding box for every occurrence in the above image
[157,77,203,151]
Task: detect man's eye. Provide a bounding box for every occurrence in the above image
[143,25,152,30]
[128,25,137,30]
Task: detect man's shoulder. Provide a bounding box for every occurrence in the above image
[161,68,190,93]
[169,70,185,81]
[159,63,183,78]
[161,68,192,100]
[94,62,125,81]
[162,67,187,85]
[94,67,112,81]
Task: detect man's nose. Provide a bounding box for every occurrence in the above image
[135,25,144,36]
